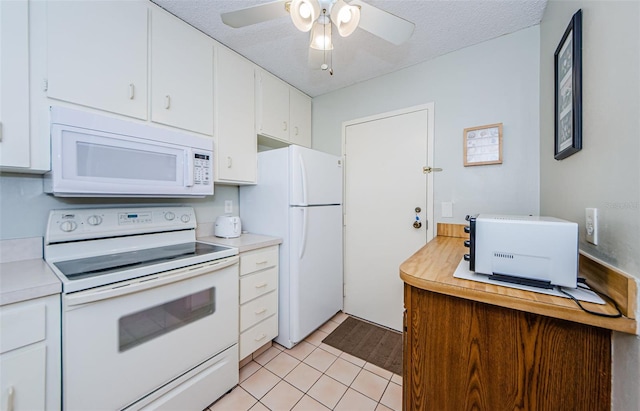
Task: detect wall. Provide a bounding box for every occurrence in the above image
[539,1,640,410]
[0,173,239,240]
[312,26,541,223]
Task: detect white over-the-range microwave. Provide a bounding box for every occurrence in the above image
[44,106,213,198]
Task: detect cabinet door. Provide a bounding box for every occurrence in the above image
[47,0,148,120]
[289,88,312,148]
[0,345,46,411]
[215,46,256,183]
[151,8,214,136]
[0,0,30,168]
[255,69,289,141]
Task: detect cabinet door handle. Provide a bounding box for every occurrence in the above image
[294,126,299,136]
[227,156,232,168]
[255,308,267,315]
[283,121,288,131]
[165,95,171,109]
[0,121,3,142]
[7,386,14,411]
[254,333,267,341]
[129,83,135,100]
[255,282,267,288]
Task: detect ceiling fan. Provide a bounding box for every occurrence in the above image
[221,0,415,73]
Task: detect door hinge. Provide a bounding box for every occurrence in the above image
[42,78,48,92]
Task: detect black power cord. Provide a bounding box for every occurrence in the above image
[559,278,623,318]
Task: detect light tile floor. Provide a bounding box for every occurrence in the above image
[207,312,402,411]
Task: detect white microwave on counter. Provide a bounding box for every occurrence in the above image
[44,107,213,198]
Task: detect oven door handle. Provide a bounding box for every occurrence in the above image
[65,256,239,307]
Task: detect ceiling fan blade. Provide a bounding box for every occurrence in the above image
[221,0,289,28]
[350,0,415,45]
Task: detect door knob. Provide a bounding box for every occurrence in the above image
[413,220,422,229]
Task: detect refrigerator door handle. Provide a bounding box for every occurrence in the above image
[299,154,308,206]
[299,207,308,259]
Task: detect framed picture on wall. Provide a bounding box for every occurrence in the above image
[554,9,582,160]
[463,123,503,166]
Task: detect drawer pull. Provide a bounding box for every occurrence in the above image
[255,260,268,265]
[255,333,267,341]
[255,282,268,288]
[255,308,267,315]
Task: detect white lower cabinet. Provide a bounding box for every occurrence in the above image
[238,245,279,360]
[0,294,61,411]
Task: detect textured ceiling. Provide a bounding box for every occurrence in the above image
[152,0,547,97]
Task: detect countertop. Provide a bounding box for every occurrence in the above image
[198,233,282,253]
[0,237,62,306]
[400,234,638,335]
[1,258,62,306]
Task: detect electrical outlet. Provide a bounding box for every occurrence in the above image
[586,208,598,245]
[224,200,233,214]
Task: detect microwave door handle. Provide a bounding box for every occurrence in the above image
[185,149,194,187]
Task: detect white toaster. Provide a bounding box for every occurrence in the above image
[214,215,242,238]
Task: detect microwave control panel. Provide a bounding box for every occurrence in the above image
[193,153,211,185]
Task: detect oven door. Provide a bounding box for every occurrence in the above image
[62,256,238,411]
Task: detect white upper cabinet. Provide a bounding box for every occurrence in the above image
[0,0,31,169]
[46,0,148,120]
[255,69,311,147]
[150,8,214,136]
[289,87,312,148]
[255,68,290,142]
[214,46,256,184]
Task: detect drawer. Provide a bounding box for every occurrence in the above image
[240,246,278,276]
[240,267,277,304]
[0,300,46,354]
[239,315,278,359]
[240,291,277,332]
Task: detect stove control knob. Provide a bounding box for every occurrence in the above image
[60,220,78,232]
[165,212,175,221]
[87,215,102,226]
[180,214,191,223]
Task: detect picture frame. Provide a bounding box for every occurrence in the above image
[554,9,582,160]
[463,123,503,166]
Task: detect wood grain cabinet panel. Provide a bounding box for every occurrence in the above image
[403,284,611,411]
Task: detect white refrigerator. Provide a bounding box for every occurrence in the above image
[240,145,343,348]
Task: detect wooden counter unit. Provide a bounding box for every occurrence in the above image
[401,225,638,411]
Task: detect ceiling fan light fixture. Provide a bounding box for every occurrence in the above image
[290,0,320,32]
[330,0,360,37]
[309,21,333,50]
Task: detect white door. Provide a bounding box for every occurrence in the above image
[343,105,434,331]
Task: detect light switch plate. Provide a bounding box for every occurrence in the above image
[586,208,598,245]
[224,200,233,214]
